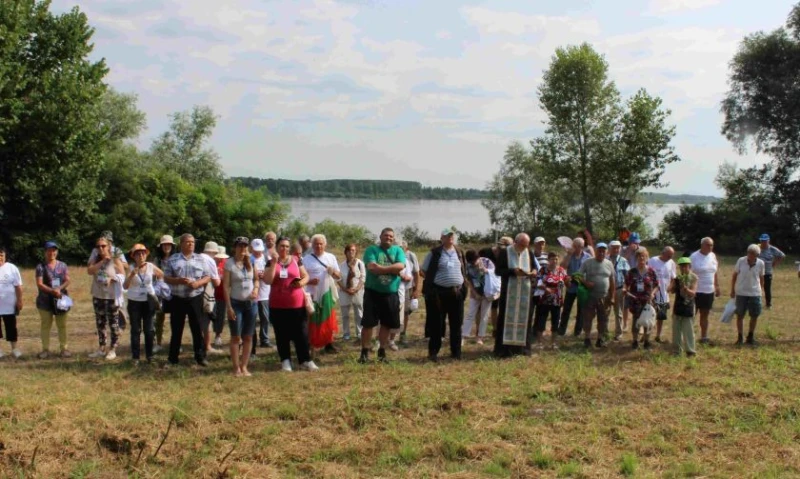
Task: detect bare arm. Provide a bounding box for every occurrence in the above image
[730,271,738,299]
[295,265,310,288]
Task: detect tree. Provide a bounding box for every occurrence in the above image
[0,0,109,257]
[148,106,224,183]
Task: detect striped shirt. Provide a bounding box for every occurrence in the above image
[422,248,463,288]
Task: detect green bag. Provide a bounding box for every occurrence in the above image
[576,283,590,307]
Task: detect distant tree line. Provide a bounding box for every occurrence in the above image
[232,178,488,200]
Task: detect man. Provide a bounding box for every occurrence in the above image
[648,246,676,343]
[421,228,467,361]
[731,244,765,346]
[298,235,311,257]
[163,234,215,366]
[532,237,548,266]
[622,232,648,267]
[578,242,615,348]
[489,237,514,329]
[264,231,278,257]
[558,237,592,336]
[360,228,406,363]
[757,233,784,309]
[200,242,223,355]
[88,231,128,265]
[494,233,540,357]
[251,238,273,351]
[608,240,630,341]
[398,241,420,345]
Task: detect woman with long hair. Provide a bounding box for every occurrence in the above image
[87,235,126,360]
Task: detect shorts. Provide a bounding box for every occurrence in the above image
[361,289,400,330]
[735,296,762,318]
[695,292,715,311]
[228,299,257,337]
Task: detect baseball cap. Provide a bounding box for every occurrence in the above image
[203,241,220,254]
[608,240,622,247]
[533,236,545,244]
[441,227,456,236]
[43,240,59,250]
[250,238,265,252]
[596,242,608,249]
[759,233,770,241]
[629,232,641,244]
[677,257,691,265]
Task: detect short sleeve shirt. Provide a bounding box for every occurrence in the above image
[578,258,615,298]
[225,258,255,301]
[252,254,271,301]
[35,261,69,311]
[734,257,765,297]
[0,262,23,315]
[363,244,406,294]
[127,263,156,302]
[303,252,340,298]
[164,253,214,298]
[690,251,718,294]
[647,257,677,303]
[758,245,785,275]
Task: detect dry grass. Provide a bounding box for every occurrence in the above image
[1,255,799,478]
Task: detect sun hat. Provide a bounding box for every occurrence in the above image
[533,236,546,244]
[43,240,59,250]
[130,243,149,255]
[203,241,220,254]
[608,240,622,247]
[677,257,691,265]
[250,238,265,252]
[158,235,175,246]
[441,227,456,236]
[629,232,641,244]
[216,246,230,259]
[596,242,608,249]
[759,233,770,242]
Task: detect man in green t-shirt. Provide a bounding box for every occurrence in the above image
[360,227,406,363]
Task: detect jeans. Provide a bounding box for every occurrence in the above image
[270,307,311,363]
[424,286,464,358]
[39,309,68,352]
[558,291,582,336]
[252,300,271,350]
[168,295,207,364]
[128,300,155,360]
[764,274,773,307]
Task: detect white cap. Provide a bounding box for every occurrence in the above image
[250,238,265,252]
[609,240,622,247]
[203,241,219,254]
[533,236,546,244]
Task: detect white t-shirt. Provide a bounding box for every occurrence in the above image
[690,251,718,294]
[127,263,156,302]
[303,252,340,298]
[647,257,677,304]
[734,257,765,297]
[0,263,23,315]
[252,254,271,301]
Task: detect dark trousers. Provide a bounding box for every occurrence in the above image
[558,291,582,336]
[270,307,311,363]
[535,304,561,333]
[764,274,773,307]
[128,300,155,360]
[252,300,271,350]
[0,315,18,342]
[168,295,207,364]
[424,286,464,358]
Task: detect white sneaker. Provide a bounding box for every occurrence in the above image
[105,350,117,360]
[281,359,292,372]
[213,336,223,347]
[207,347,225,356]
[300,360,319,372]
[153,345,163,353]
[388,341,399,351]
[11,349,22,358]
[88,350,105,358]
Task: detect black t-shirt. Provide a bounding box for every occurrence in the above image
[672,274,697,317]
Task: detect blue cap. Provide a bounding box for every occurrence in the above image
[43,241,59,250]
[759,233,770,241]
[596,242,608,249]
[629,232,641,244]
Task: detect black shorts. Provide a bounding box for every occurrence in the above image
[695,293,714,311]
[361,289,400,329]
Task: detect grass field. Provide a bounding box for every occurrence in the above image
[1,254,799,478]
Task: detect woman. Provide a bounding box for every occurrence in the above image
[670,257,697,356]
[461,249,495,345]
[338,243,365,341]
[689,237,720,344]
[123,244,164,362]
[153,235,175,353]
[625,250,659,350]
[303,234,341,353]
[0,247,23,359]
[224,237,259,376]
[36,241,71,358]
[534,252,568,349]
[262,237,318,372]
[87,236,126,360]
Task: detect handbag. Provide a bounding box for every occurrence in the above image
[203,283,216,314]
[637,304,657,331]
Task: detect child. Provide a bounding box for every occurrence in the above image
[669,257,698,356]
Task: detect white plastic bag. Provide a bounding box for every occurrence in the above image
[720,299,736,324]
[55,295,73,313]
[409,298,419,312]
[636,304,656,331]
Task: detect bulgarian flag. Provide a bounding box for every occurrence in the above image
[308,274,339,348]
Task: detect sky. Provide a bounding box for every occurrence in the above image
[51,0,793,195]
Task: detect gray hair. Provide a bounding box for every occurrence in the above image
[700,237,714,246]
[401,241,408,248]
[515,233,530,243]
[747,244,761,255]
[310,234,327,245]
[573,237,585,248]
[179,233,195,244]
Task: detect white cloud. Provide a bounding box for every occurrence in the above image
[648,0,722,14]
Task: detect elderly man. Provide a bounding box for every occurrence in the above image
[648,246,676,342]
[757,234,784,309]
[163,234,216,366]
[608,240,630,341]
[264,231,278,257]
[493,233,540,357]
[558,237,592,336]
[421,228,467,361]
[578,242,616,348]
[489,236,514,329]
[731,244,766,346]
[298,235,312,257]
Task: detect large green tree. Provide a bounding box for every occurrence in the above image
[0,0,109,255]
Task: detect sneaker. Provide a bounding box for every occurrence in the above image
[300,360,319,372]
[38,350,50,359]
[281,359,293,372]
[643,341,652,350]
[614,334,623,341]
[476,338,484,345]
[88,350,106,359]
[583,338,592,348]
[699,337,710,345]
[377,347,388,363]
[343,334,351,341]
[61,350,72,358]
[388,341,399,352]
[263,341,274,349]
[11,349,22,359]
[153,345,163,353]
[358,348,370,364]
[398,332,407,345]
[428,354,438,363]
[105,350,117,360]
[632,340,639,350]
[213,336,223,348]
[686,351,697,357]
[551,343,559,351]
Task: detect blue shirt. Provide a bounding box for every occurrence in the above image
[566,251,592,293]
[609,255,631,289]
[164,253,214,298]
[758,245,785,275]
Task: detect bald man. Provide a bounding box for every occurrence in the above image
[493,233,540,357]
[648,246,676,343]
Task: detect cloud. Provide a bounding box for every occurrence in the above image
[648,0,722,14]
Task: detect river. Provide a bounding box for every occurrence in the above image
[285,198,685,238]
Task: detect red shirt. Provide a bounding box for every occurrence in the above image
[214,258,226,301]
[269,257,305,309]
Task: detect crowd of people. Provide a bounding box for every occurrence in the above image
[0,228,788,371]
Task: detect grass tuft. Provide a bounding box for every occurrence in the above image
[619,452,638,477]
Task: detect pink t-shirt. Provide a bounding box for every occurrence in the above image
[269,258,305,309]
